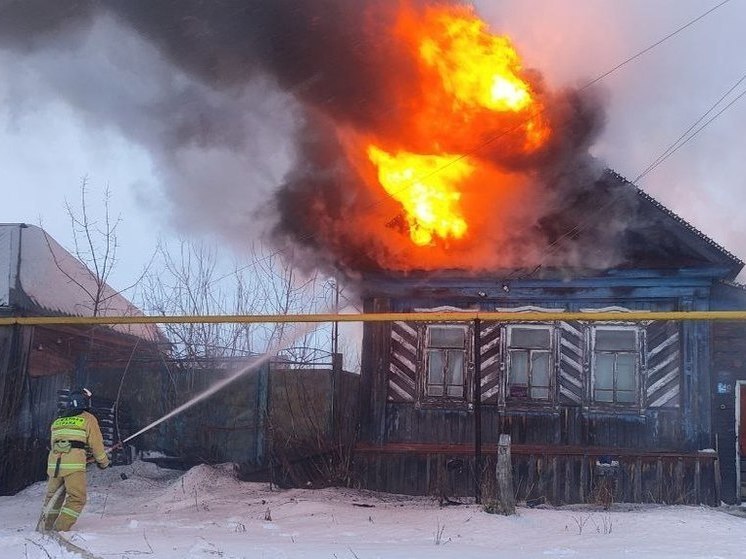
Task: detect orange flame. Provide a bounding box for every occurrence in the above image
[418,12,532,113]
[367,145,472,246]
[363,4,550,248]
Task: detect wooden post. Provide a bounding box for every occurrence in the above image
[675,458,685,504]
[330,352,343,440]
[551,456,559,504]
[634,458,642,502]
[656,458,663,503]
[713,434,722,505]
[494,434,516,515]
[255,362,270,468]
[473,318,482,504]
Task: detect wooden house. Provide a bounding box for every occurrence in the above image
[354,171,746,506]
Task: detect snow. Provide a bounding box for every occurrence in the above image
[1,460,744,559]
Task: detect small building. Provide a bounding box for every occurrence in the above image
[0,223,165,494]
[354,171,746,505]
[0,223,360,494]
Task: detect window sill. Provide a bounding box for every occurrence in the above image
[502,401,560,414]
[415,398,471,411]
[583,406,646,417]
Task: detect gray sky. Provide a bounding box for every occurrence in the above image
[1,0,745,293]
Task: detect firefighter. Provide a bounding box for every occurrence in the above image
[40,388,110,531]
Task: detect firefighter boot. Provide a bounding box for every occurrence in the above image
[41,477,66,531]
[52,471,87,532]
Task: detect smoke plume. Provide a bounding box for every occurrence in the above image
[0,0,614,276]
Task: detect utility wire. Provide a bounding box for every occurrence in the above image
[583,0,732,90]
[633,74,746,182]
[635,86,746,182]
[521,72,746,275]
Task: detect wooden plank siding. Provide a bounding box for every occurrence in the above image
[384,404,682,448]
[353,446,718,505]
[711,320,746,504]
[355,273,723,502]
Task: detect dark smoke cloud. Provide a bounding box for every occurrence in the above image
[0,0,94,51]
[0,0,613,276]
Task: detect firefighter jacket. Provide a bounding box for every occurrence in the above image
[47,410,110,477]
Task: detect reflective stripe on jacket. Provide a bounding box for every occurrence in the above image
[47,410,110,476]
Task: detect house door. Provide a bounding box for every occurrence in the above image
[739,383,746,501]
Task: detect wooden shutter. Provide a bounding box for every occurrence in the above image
[645,321,681,408]
[479,321,501,404]
[388,321,418,402]
[558,321,585,405]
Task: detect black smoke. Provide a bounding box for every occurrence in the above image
[0,0,610,275]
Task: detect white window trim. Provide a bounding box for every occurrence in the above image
[423,324,469,402]
[590,324,641,406]
[505,324,554,402]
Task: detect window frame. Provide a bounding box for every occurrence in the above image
[505,324,555,403]
[590,324,641,407]
[421,323,470,406]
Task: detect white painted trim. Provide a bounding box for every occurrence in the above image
[579,306,646,313]
[495,305,564,313]
[413,306,474,312]
[590,324,641,406]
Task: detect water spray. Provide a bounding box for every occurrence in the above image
[104,319,324,454]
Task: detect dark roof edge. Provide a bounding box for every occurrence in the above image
[718,279,746,291]
[607,170,744,268]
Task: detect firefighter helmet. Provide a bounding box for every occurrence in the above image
[68,388,92,411]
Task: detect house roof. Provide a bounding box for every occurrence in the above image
[0,223,162,343]
[359,168,744,284]
[528,169,743,279]
[712,279,746,310]
[609,170,742,274]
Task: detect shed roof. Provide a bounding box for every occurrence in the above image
[0,223,161,343]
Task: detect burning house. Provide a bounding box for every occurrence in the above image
[2,1,745,504]
[352,180,746,506]
[254,4,746,505]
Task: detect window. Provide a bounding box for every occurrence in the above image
[592,327,639,404]
[425,325,467,399]
[507,325,552,400]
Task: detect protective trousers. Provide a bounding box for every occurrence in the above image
[41,470,87,531]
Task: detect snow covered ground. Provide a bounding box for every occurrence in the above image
[1,460,744,559]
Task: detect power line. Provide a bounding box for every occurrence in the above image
[583,0,732,90]
[523,71,746,275]
[634,80,746,182]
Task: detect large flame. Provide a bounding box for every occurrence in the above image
[367,145,472,246]
[361,4,550,249]
[418,12,533,113]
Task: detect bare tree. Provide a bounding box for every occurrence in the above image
[140,239,334,362]
[42,176,149,316]
[65,176,119,316]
